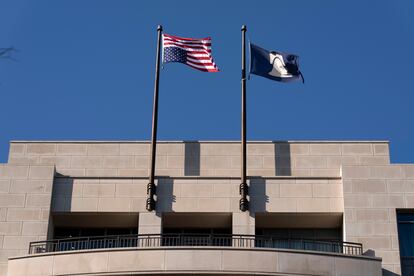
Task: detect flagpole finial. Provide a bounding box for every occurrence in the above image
[157,25,163,31]
[241,25,247,31]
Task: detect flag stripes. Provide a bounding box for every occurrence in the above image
[162,33,219,72]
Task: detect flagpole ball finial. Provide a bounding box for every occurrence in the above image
[157,25,163,31]
[241,25,247,31]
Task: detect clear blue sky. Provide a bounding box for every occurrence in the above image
[1,0,413,163]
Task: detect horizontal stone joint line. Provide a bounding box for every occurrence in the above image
[54,175,342,180]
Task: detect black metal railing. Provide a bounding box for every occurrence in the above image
[28,234,363,256]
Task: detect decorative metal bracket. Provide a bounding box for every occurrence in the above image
[239,182,249,212]
[146,182,156,211]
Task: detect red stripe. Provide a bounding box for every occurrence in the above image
[187,51,212,56]
[163,36,211,43]
[164,33,210,41]
[164,40,211,46]
[165,46,211,55]
[187,56,212,60]
[163,39,212,47]
[163,42,211,51]
[164,42,211,51]
[186,59,218,69]
[186,63,219,72]
[187,56,215,64]
[187,60,215,67]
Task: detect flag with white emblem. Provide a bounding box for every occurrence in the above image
[250,43,304,83]
[162,33,219,72]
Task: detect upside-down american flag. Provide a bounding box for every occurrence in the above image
[162,33,219,72]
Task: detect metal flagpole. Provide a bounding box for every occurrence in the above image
[146,25,163,212]
[239,25,249,212]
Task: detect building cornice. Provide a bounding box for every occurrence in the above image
[10,140,390,144]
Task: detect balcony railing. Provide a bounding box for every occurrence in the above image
[28,234,363,256]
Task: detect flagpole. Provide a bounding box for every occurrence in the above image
[147,25,163,212]
[240,25,249,212]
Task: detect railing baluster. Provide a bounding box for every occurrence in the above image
[27,234,364,257]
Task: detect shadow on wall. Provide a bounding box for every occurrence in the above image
[156,177,175,212]
[51,175,74,212]
[184,141,200,176]
[382,269,400,276]
[50,176,74,238]
[249,177,268,214]
[274,141,292,176]
[248,142,293,215]
[183,140,292,177]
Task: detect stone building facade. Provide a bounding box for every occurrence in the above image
[0,140,413,275]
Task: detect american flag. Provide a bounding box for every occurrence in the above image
[162,33,219,72]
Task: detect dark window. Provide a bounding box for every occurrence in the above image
[256,228,342,241]
[162,228,232,246]
[163,228,231,235]
[255,228,343,253]
[52,227,138,251]
[397,212,414,276]
[54,227,137,239]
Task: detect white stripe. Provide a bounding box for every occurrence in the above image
[163,38,211,46]
[163,36,211,44]
[163,39,211,47]
[186,61,217,69]
[187,57,214,64]
[164,42,211,51]
[163,41,211,49]
[188,53,211,58]
[164,37,210,43]
[163,44,211,53]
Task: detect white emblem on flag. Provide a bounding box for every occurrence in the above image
[268,52,292,78]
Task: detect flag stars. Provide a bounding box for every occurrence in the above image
[164,47,187,64]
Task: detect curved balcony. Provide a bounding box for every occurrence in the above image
[28,233,363,256]
[8,234,382,276]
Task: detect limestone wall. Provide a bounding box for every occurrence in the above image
[343,164,414,275]
[7,247,382,276]
[7,141,390,178]
[0,164,54,276]
[1,140,401,276]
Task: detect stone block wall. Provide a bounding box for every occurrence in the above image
[0,164,54,276]
[7,141,390,178]
[51,178,148,213]
[343,164,414,275]
[2,140,402,275]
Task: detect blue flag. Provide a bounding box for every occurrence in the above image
[250,43,304,83]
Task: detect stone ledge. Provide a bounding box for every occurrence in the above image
[10,140,390,144]
[7,247,382,276]
[9,246,382,262]
[54,175,342,180]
